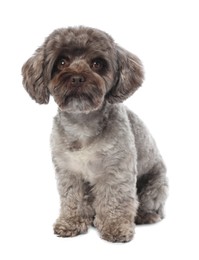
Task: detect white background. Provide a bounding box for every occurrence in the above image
[0,0,199,259]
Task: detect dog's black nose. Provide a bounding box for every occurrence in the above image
[71,75,85,86]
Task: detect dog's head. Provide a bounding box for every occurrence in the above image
[22,26,144,113]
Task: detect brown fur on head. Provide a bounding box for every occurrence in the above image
[22,26,144,113]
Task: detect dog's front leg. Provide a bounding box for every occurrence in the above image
[53,172,94,237]
[93,172,138,243]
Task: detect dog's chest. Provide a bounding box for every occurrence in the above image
[63,144,103,183]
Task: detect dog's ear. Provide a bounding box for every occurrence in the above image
[106,45,144,103]
[22,46,50,104]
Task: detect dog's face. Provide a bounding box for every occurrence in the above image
[22,27,144,113]
[47,27,119,112]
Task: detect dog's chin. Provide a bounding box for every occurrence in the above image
[49,78,107,114]
[57,95,105,114]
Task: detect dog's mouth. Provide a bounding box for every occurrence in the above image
[48,73,106,113]
[60,92,104,113]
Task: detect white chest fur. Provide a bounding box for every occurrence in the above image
[66,148,96,180]
[53,139,109,184]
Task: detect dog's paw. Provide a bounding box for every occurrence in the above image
[135,210,162,225]
[94,217,135,243]
[54,216,91,237]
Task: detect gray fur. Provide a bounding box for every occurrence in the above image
[22,26,168,242]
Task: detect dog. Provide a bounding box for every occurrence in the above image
[22,26,168,242]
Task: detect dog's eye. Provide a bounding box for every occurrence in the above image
[57,57,70,70]
[91,58,105,71]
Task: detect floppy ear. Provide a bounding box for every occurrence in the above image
[22,46,50,104]
[106,45,144,103]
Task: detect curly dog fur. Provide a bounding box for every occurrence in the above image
[22,26,168,242]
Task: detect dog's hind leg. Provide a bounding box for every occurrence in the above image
[135,162,168,224]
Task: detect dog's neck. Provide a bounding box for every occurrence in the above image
[56,101,113,149]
